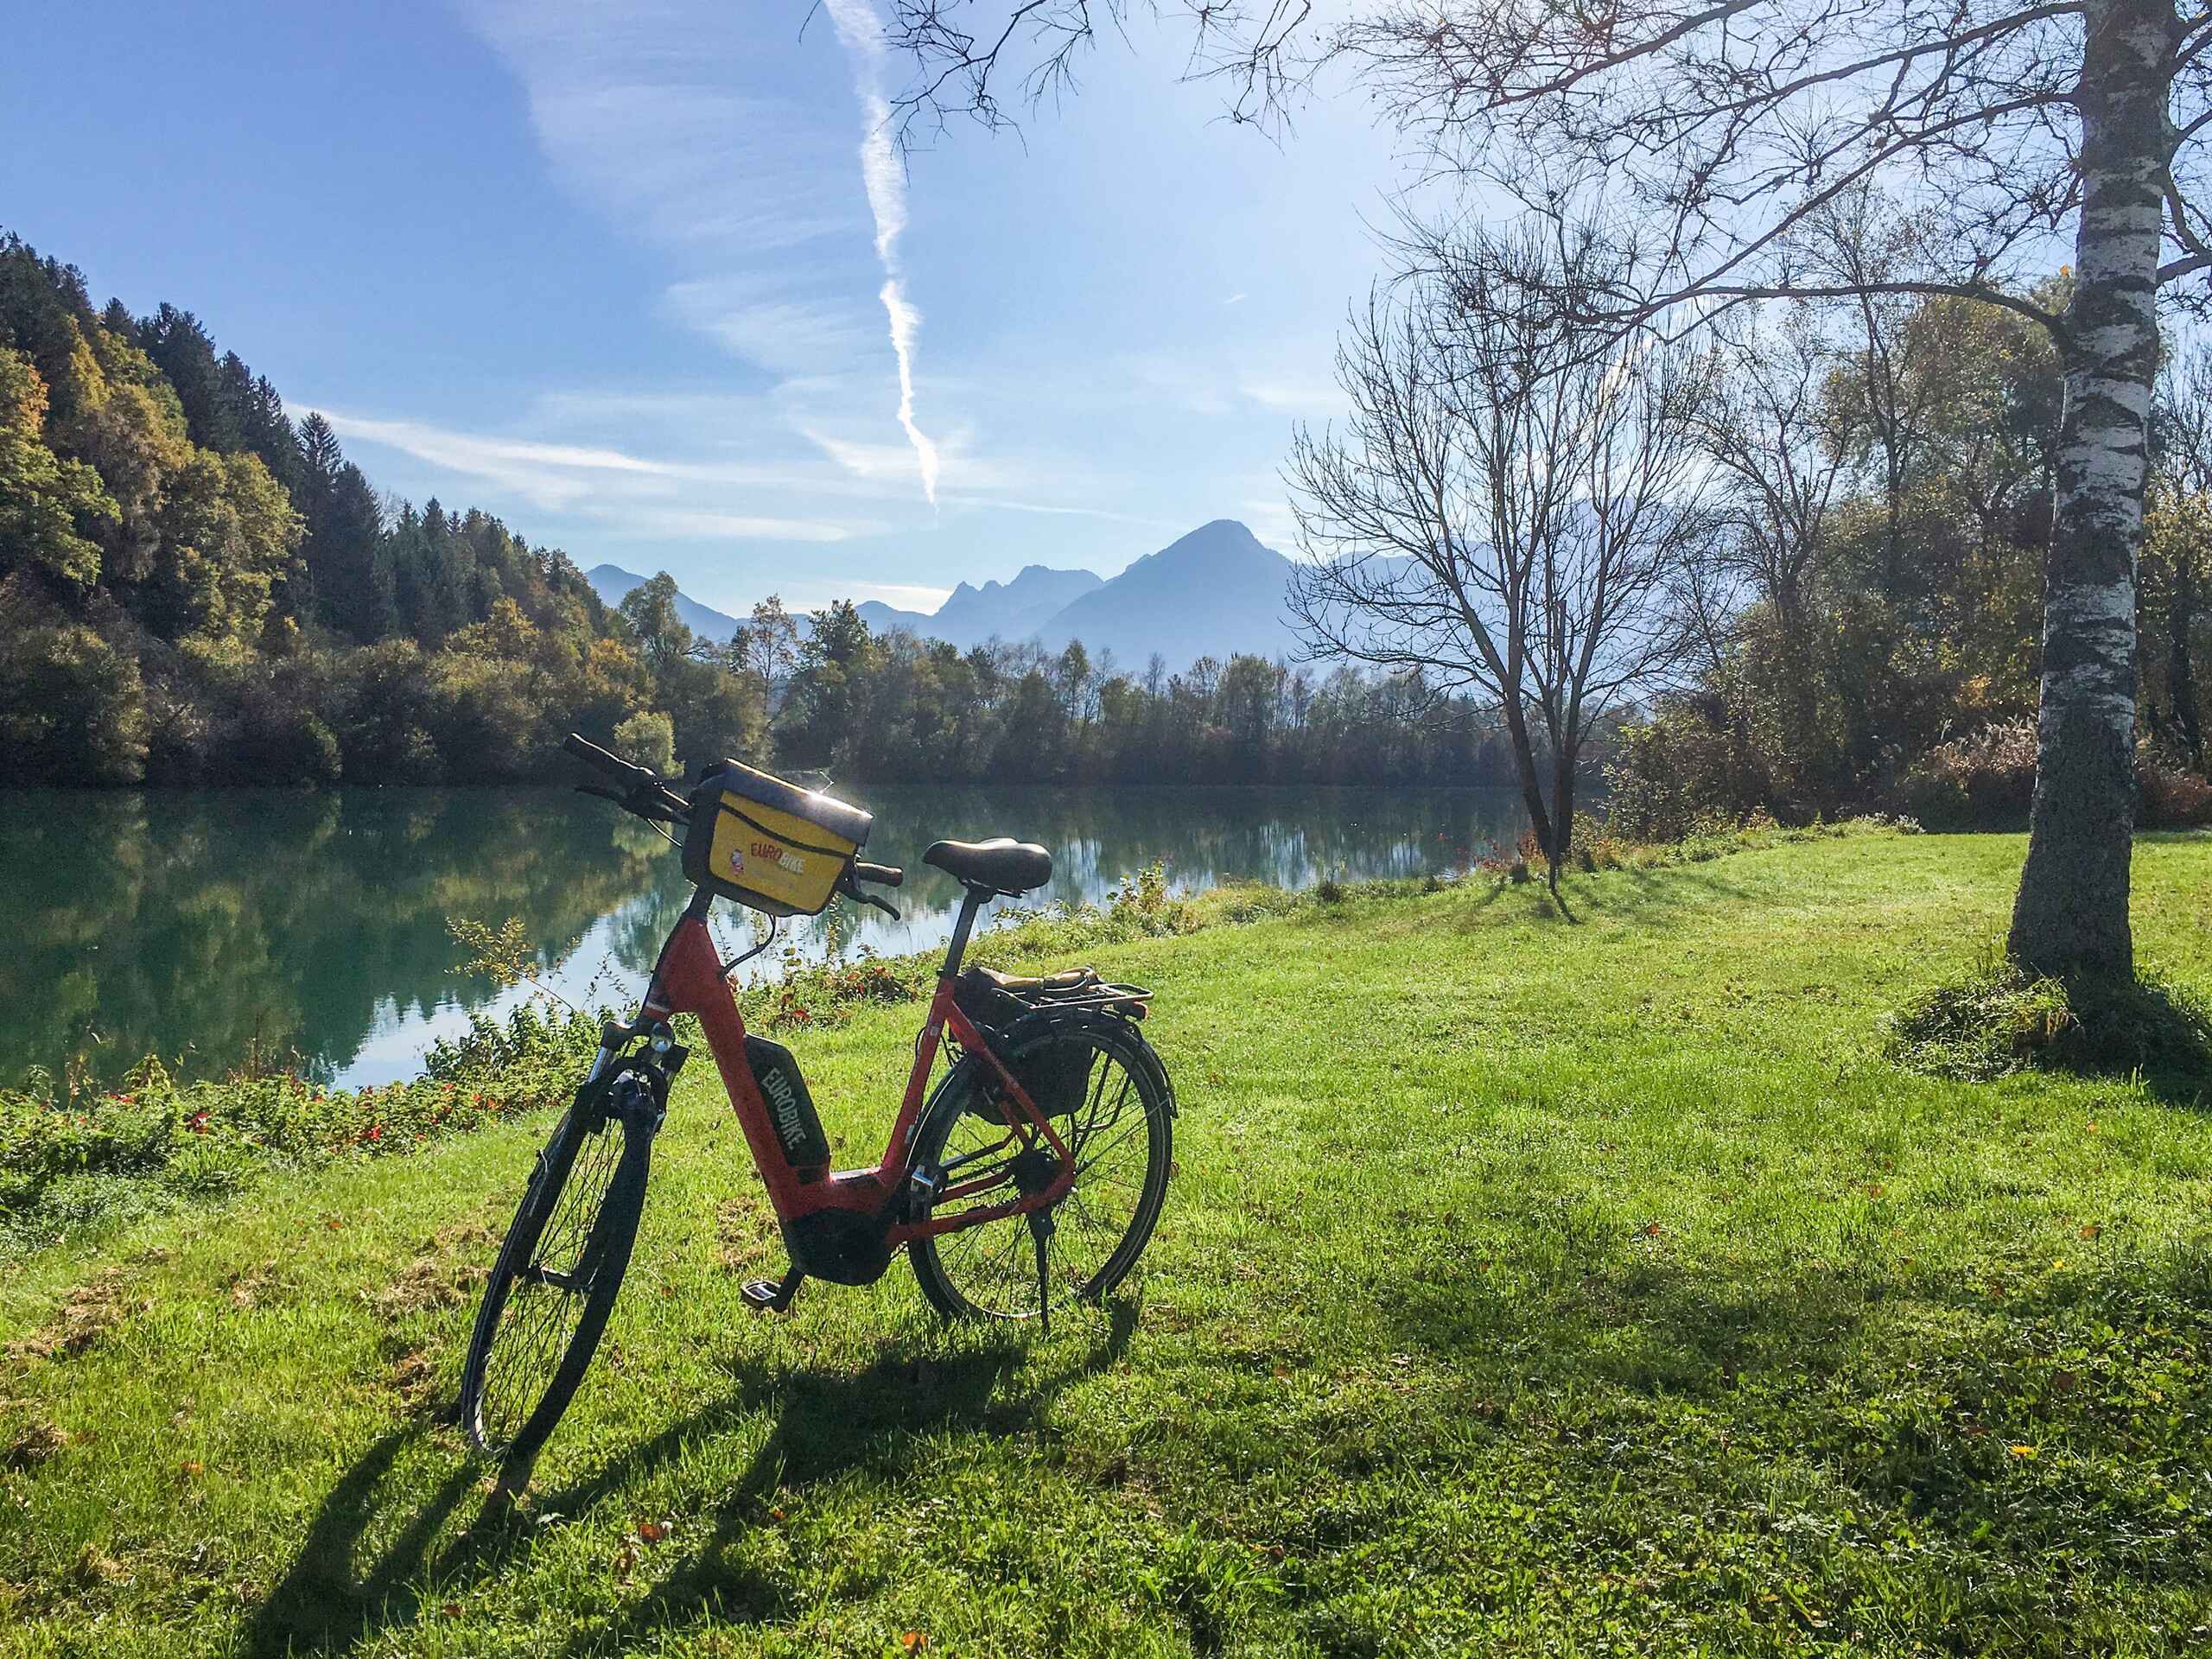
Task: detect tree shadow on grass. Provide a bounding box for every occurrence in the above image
[1596,862,1756,922]
[1384,1241,1882,1400]
[245,1300,1137,1656]
[1447,865,1755,938]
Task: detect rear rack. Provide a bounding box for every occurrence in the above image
[954,965,1152,1027]
[1021,979,1151,1018]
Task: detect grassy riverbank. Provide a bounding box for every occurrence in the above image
[3,829,2209,1656]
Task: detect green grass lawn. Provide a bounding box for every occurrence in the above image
[3,830,2209,1657]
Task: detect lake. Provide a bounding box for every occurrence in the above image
[2,785,1525,1088]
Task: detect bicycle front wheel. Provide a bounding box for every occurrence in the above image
[461,1071,654,1464]
[910,1020,1172,1323]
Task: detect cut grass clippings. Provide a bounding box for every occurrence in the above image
[1891,950,2212,1084]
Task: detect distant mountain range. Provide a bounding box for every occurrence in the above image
[857,520,1306,668]
[588,518,1306,670]
[1039,520,1302,666]
[855,563,1103,647]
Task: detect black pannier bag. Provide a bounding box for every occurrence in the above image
[1007,1039,1099,1118]
[951,966,1150,1119]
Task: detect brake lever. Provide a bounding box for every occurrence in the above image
[576,780,684,823]
[838,878,899,920]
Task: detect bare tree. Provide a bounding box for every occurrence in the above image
[1287,227,1719,891]
[887,0,2212,982]
[873,0,1315,143]
[2149,350,2212,764]
[1694,304,1851,642]
[730,594,803,708]
[1343,0,2212,982]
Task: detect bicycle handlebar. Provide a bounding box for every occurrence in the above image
[564,731,651,785]
[564,737,906,888]
[564,734,687,823]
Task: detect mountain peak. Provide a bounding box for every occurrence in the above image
[917,563,1106,644]
[583,564,744,643]
[1030,518,1298,667]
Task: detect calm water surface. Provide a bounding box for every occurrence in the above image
[3,785,1524,1088]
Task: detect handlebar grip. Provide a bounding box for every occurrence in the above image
[852,861,904,887]
[563,732,638,779]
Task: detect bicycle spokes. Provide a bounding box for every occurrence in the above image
[912,1027,1172,1325]
[462,1085,652,1462]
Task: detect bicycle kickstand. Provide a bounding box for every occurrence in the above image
[1027,1207,1054,1335]
[741,1264,804,1315]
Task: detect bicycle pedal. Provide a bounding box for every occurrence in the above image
[741,1268,803,1314]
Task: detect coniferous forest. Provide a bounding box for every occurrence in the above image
[0,232,1519,790]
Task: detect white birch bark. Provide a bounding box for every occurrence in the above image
[2007,0,2172,979]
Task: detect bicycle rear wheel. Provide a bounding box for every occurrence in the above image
[461,1070,655,1463]
[909,1020,1171,1323]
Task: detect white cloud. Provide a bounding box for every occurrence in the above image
[843,579,955,610]
[467,3,855,257]
[938,494,1180,529]
[799,423,1109,503]
[802,427,925,481]
[313,409,677,508]
[661,280,873,377]
[625,507,881,543]
[315,405,898,542]
[466,0,944,505]
[1239,495,1302,549]
[1237,374,1344,416]
[320,413,677,478]
[1126,354,1236,417]
[524,80,855,253]
[1116,353,1346,422]
[821,0,941,505]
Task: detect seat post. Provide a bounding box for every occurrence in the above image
[940,886,987,980]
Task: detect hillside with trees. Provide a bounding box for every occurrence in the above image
[10,228,2205,815]
[0,232,732,787]
[0,232,1529,791]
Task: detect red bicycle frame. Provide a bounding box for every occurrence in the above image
[625,890,1075,1251]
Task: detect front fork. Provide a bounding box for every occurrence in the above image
[588,1013,686,1092]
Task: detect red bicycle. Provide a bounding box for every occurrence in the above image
[461,735,1175,1466]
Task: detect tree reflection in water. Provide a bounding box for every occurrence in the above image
[0,785,1522,1087]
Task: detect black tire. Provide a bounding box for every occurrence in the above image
[461,1070,655,1463]
[909,1020,1171,1323]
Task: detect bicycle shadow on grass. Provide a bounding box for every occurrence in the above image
[244,1300,1138,1656]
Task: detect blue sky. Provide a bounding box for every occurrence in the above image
[3,2,1407,616]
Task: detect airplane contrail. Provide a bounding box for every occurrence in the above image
[823,0,940,506]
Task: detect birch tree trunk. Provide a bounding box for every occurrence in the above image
[2007,0,2173,982]
[1548,745,1576,897]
